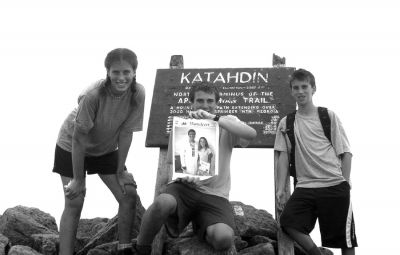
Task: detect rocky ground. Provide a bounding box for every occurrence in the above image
[0,196,333,255]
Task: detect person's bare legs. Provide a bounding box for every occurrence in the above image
[59,176,85,255]
[137,193,177,246]
[100,174,137,246]
[284,227,322,255]
[205,223,234,251]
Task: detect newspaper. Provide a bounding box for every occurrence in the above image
[172,116,219,181]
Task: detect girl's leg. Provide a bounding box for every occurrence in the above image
[59,176,85,255]
[99,174,137,246]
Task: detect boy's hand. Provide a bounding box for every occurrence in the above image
[176,176,201,186]
[276,189,286,211]
[189,109,214,120]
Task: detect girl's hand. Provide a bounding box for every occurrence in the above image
[117,170,137,194]
[64,179,86,200]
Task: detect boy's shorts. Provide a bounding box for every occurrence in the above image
[280,181,357,248]
[52,145,124,178]
[164,182,236,240]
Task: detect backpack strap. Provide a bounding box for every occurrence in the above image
[317,107,332,143]
[285,111,297,186]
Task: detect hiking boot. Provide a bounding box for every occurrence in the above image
[132,242,152,255]
[116,247,133,255]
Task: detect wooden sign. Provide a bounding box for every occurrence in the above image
[146,67,296,148]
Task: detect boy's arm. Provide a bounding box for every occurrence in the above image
[340,152,352,185]
[276,150,289,204]
[189,109,256,140]
[216,115,257,141]
[117,132,133,174]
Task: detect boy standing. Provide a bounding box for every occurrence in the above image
[275,69,357,255]
[135,82,257,254]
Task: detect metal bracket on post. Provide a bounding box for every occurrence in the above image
[273,53,286,67]
[151,55,184,255]
[170,55,184,69]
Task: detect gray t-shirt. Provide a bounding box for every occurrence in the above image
[57,79,145,156]
[274,109,351,188]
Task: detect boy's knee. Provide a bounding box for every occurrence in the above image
[206,224,234,251]
[152,194,177,216]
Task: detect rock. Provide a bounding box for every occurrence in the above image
[77,195,145,255]
[231,201,278,240]
[293,244,334,255]
[0,206,58,247]
[86,241,117,255]
[247,235,276,247]
[31,233,59,255]
[233,236,248,251]
[238,242,275,255]
[87,248,111,255]
[166,236,237,255]
[8,245,42,255]
[0,234,10,255]
[76,218,109,251]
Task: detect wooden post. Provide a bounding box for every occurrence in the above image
[151,55,184,255]
[274,152,294,255]
[273,54,294,255]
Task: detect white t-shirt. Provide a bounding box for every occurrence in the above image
[274,109,351,188]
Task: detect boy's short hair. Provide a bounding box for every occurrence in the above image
[188,129,196,135]
[189,82,220,103]
[289,68,316,89]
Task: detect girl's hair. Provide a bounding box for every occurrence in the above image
[198,137,209,150]
[103,48,139,106]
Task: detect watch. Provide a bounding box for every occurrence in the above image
[213,114,220,122]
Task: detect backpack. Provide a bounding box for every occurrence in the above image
[285,107,331,186]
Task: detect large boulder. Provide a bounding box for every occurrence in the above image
[0,234,10,255]
[8,245,42,255]
[0,206,58,247]
[77,195,145,255]
[231,201,278,240]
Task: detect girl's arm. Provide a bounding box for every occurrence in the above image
[65,128,89,200]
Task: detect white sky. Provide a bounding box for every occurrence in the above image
[1,1,399,254]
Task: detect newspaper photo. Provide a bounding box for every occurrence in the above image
[172,116,219,181]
